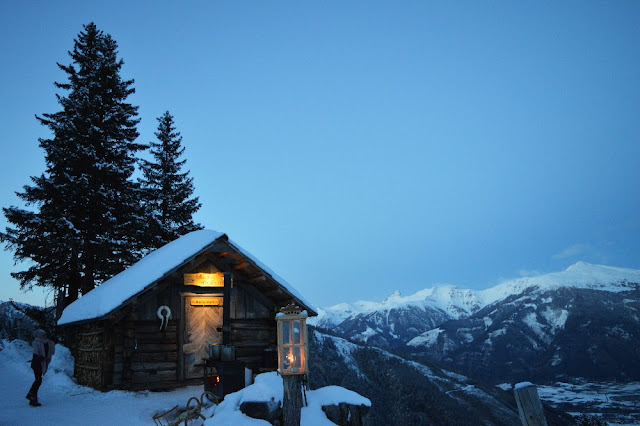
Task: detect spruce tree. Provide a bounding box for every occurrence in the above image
[1,23,146,305]
[139,111,202,249]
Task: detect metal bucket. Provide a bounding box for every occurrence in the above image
[209,344,221,360]
[221,345,235,361]
[263,348,277,369]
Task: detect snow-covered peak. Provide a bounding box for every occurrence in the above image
[382,290,402,304]
[479,262,640,307]
[311,262,640,328]
[309,285,482,328]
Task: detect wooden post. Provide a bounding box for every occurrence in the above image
[514,382,548,426]
[223,272,231,345]
[282,375,302,426]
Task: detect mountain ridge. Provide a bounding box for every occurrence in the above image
[310,262,640,330]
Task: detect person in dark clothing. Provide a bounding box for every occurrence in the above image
[26,329,55,407]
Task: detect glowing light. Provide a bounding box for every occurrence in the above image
[276,303,309,375]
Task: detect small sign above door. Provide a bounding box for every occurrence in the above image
[184,272,224,287]
[190,297,222,306]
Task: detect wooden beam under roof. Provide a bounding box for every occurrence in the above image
[232,261,249,271]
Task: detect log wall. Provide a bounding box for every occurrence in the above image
[112,319,180,391]
[231,318,277,372]
[73,258,287,391]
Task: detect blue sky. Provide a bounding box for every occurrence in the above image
[1,1,639,308]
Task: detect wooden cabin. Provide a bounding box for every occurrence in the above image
[57,230,317,391]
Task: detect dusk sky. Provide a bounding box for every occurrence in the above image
[1,1,639,308]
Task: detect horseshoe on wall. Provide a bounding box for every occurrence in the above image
[157,305,172,331]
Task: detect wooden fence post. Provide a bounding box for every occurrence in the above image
[282,375,302,426]
[514,382,548,426]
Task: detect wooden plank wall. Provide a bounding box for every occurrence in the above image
[137,279,183,322]
[112,319,179,391]
[230,283,277,372]
[231,318,277,372]
[231,282,274,319]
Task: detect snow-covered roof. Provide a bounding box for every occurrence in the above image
[58,230,315,325]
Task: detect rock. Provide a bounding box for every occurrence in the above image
[322,403,370,426]
[239,399,282,424]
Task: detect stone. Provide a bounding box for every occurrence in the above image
[322,403,370,426]
[240,399,283,424]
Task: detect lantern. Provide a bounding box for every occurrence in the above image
[276,303,308,375]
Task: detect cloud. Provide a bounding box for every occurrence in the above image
[552,243,590,260]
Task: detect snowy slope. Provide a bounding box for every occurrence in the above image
[308,329,573,425]
[476,261,640,307]
[404,272,640,386]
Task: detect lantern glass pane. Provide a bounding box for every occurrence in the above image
[293,320,301,344]
[293,346,302,370]
[284,347,294,371]
[282,321,290,345]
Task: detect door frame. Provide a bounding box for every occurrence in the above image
[179,292,224,381]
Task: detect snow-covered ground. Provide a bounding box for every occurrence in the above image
[536,381,640,426]
[497,380,640,426]
[0,339,369,425]
[0,339,207,425]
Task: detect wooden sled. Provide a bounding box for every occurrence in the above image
[152,391,219,426]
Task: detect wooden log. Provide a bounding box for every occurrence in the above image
[130,361,177,372]
[134,335,178,344]
[134,324,177,334]
[77,330,103,337]
[235,346,269,355]
[76,364,101,371]
[134,343,178,352]
[514,382,548,426]
[132,370,177,383]
[131,351,177,362]
[231,318,276,329]
[231,329,272,342]
[282,375,303,426]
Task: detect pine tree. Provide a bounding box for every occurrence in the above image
[1,23,146,305]
[139,111,202,249]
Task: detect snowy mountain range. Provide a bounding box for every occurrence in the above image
[310,262,640,385]
[313,262,640,327]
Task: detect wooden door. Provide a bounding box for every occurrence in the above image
[184,298,223,379]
